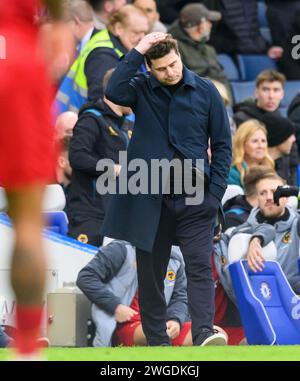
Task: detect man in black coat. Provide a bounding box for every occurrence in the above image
[101,33,232,346]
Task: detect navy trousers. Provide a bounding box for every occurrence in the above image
[136,190,219,346]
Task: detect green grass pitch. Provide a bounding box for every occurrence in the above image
[1,346,300,361]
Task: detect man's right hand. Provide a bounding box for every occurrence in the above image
[247,237,265,272]
[135,33,167,55]
[115,304,138,323]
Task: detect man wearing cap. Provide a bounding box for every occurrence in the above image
[262,113,297,184]
[168,4,230,96]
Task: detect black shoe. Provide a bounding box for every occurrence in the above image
[194,328,227,346]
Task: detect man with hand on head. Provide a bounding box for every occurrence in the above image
[101,32,232,346]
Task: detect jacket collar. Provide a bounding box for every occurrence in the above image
[149,65,196,90]
[249,206,297,232]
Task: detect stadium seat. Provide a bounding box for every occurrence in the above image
[42,184,68,235]
[257,1,269,28]
[0,184,68,235]
[229,259,300,345]
[217,54,240,81]
[282,81,300,109]
[44,211,68,236]
[43,184,66,211]
[237,55,278,81]
[230,81,256,104]
[221,184,244,206]
[228,233,277,263]
[0,187,7,212]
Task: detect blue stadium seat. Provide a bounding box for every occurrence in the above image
[44,211,68,236]
[229,260,300,345]
[282,81,300,109]
[0,210,69,236]
[230,81,256,104]
[217,54,240,81]
[257,1,269,28]
[237,55,278,81]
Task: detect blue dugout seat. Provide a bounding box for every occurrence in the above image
[229,259,300,345]
[0,184,68,236]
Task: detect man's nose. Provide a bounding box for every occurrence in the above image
[166,67,174,77]
[269,91,276,98]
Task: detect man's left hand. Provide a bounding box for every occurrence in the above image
[166,320,180,340]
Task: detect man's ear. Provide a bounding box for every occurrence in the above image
[197,22,204,34]
[58,155,65,169]
[145,59,151,70]
[113,21,124,37]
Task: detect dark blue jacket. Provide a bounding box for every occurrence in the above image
[101,48,232,252]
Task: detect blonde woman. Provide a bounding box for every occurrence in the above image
[228,119,274,187]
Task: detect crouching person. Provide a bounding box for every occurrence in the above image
[76,240,227,346]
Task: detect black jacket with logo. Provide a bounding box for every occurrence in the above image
[67,100,133,221]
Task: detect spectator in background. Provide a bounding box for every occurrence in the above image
[211,80,235,135]
[233,69,285,127]
[223,166,276,232]
[207,0,283,58]
[156,0,195,25]
[262,113,297,185]
[56,136,72,200]
[288,91,300,154]
[67,69,133,247]
[133,0,167,33]
[228,119,274,188]
[64,0,94,53]
[278,10,300,80]
[266,0,300,51]
[168,4,231,96]
[55,111,77,139]
[233,69,299,185]
[56,4,149,113]
[88,0,127,30]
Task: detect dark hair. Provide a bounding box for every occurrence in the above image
[256,69,286,88]
[243,165,279,196]
[145,34,179,67]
